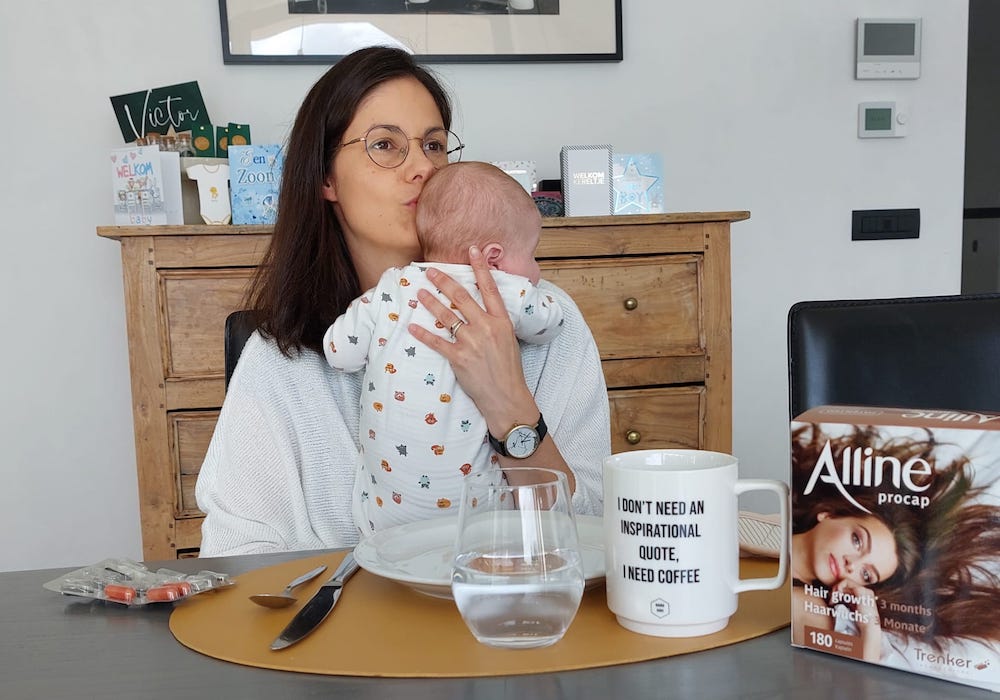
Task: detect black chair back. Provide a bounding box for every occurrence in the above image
[224,310,259,391]
[787,294,1000,418]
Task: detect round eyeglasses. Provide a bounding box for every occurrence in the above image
[340,125,465,169]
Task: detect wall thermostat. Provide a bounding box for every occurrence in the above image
[856,18,921,79]
[858,102,907,138]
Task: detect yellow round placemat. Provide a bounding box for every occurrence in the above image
[170,551,790,677]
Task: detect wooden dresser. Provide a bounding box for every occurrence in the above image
[99,211,748,559]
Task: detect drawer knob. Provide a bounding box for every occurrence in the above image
[623,297,639,311]
[625,430,641,445]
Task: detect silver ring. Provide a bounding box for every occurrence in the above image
[448,319,465,339]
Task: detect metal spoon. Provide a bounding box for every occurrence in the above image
[249,565,328,609]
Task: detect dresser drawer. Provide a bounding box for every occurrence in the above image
[160,269,253,379]
[608,386,703,454]
[541,255,702,361]
[169,411,218,518]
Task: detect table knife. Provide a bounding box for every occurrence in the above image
[270,552,360,651]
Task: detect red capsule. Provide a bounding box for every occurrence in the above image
[145,585,180,603]
[103,584,137,604]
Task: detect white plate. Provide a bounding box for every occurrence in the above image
[354,514,605,599]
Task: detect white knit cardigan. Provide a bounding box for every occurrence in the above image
[195,282,609,556]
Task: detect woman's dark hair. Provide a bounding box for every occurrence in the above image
[246,46,453,356]
[792,423,1000,650]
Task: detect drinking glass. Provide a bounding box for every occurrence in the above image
[451,468,585,649]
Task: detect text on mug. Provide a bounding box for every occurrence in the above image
[617,498,705,515]
[624,566,701,584]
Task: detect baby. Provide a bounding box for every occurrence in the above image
[324,162,563,535]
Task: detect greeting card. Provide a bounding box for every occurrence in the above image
[491,160,536,194]
[110,81,211,144]
[560,145,613,217]
[110,145,168,225]
[185,163,231,225]
[612,153,664,215]
[228,144,284,225]
[159,151,184,224]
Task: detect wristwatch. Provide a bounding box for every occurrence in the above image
[489,414,548,459]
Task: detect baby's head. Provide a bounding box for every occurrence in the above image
[416,162,542,283]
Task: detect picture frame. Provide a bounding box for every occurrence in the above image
[218,0,622,64]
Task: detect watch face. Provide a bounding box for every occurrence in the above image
[505,426,539,459]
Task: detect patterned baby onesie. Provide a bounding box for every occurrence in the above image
[323,262,564,534]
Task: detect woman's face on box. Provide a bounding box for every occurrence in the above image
[809,512,899,588]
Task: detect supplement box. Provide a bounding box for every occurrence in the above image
[790,405,1000,692]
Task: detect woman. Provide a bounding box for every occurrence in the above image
[195,47,610,556]
[790,423,1000,661]
[791,502,918,662]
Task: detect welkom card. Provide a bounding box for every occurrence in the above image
[110,145,168,225]
[560,145,613,217]
[613,153,664,215]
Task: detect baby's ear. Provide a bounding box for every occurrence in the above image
[481,242,504,269]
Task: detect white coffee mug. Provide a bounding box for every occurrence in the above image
[603,449,789,637]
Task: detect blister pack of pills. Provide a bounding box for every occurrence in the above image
[43,558,234,606]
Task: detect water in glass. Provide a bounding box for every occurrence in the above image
[453,548,584,648]
[451,468,584,649]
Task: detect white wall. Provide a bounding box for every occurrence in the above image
[0,1,967,572]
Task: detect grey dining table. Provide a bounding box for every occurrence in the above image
[2,550,992,699]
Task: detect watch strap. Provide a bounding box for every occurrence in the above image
[534,413,548,444]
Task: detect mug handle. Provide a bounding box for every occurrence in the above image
[732,479,789,593]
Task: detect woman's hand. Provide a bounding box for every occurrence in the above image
[408,246,535,435]
[407,246,576,493]
[832,579,883,661]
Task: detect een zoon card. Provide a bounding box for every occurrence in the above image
[790,405,1000,693]
[228,144,284,225]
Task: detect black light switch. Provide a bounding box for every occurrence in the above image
[852,208,920,241]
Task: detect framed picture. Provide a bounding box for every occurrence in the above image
[218,0,622,64]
